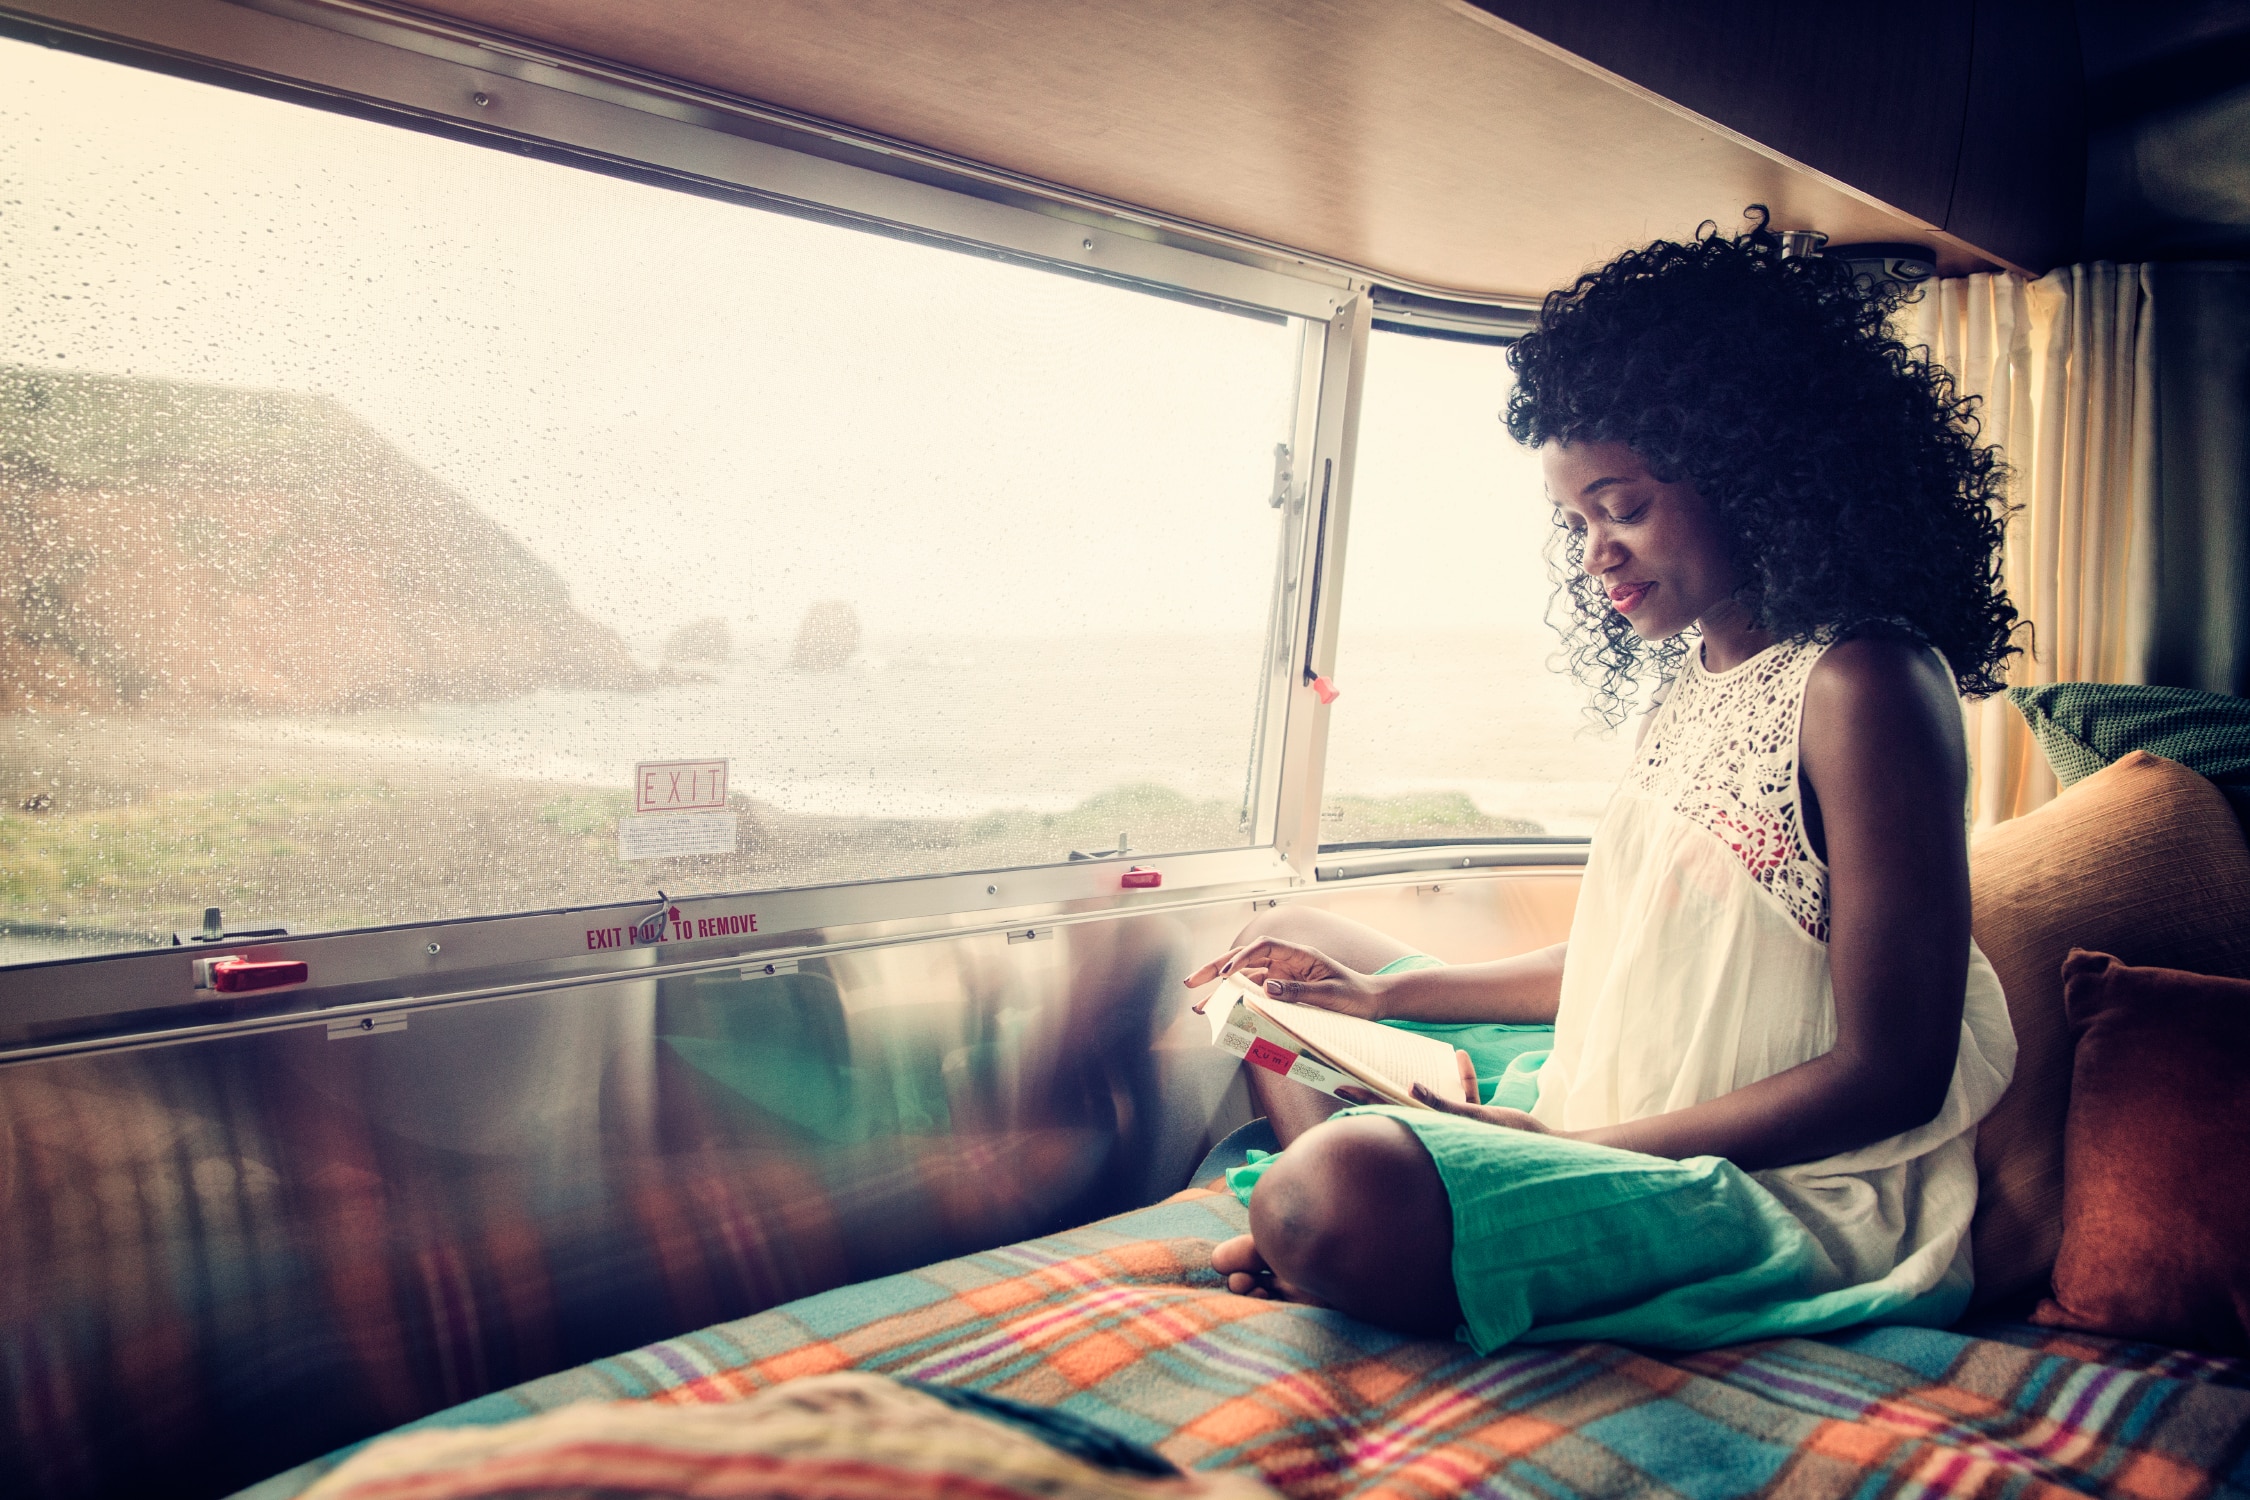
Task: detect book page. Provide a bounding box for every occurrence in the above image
[1248,994,1467,1103]
[1203,973,1266,1044]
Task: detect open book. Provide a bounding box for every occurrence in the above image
[1200,973,1475,1107]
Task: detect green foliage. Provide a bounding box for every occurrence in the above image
[960,782,1229,854]
[537,790,630,840]
[1319,791,1543,841]
[0,778,392,941]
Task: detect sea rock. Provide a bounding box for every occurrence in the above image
[788,600,862,672]
[0,367,649,713]
[662,616,733,665]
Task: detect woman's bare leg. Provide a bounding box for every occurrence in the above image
[1224,905,1422,1147]
[1211,1113,1461,1336]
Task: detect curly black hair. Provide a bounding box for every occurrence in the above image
[1504,207,2019,725]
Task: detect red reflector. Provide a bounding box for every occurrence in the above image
[1121,866,1162,889]
[210,957,308,993]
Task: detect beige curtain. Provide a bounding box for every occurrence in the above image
[1899,264,2159,826]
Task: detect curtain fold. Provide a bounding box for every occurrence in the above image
[1899,263,2158,826]
[2149,263,2250,698]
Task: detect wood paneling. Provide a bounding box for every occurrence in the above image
[1474,0,2084,272]
[1950,0,2085,272]
[1468,0,1977,233]
[398,0,2030,300]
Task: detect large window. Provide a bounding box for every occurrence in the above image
[0,39,1312,963]
[1320,331,1634,844]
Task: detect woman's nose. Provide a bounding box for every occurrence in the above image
[1581,527,1626,576]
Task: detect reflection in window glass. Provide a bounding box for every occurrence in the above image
[1321,331,1634,844]
[0,40,1305,962]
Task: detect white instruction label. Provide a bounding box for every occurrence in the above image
[618,810,738,861]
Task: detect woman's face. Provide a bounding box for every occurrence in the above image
[1542,439,1740,641]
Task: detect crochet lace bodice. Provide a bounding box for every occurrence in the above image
[1630,637,1831,942]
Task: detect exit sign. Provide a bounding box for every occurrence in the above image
[634,759,729,814]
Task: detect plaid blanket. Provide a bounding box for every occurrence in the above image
[242,1188,2250,1500]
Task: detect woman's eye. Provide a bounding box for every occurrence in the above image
[1612,506,1649,524]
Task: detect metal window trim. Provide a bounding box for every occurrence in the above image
[0,0,1556,314]
[0,0,1352,322]
[0,850,1590,1071]
[0,844,1306,1037]
[1271,295,1373,876]
[1368,284,1539,345]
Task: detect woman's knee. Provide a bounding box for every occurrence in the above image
[1248,1114,1461,1336]
[1227,904,1412,973]
[1231,901,1322,948]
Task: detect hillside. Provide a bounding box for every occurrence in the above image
[0,366,646,712]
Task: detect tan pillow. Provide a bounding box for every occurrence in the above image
[1968,751,2250,1310]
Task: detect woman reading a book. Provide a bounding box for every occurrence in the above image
[1187,212,2019,1350]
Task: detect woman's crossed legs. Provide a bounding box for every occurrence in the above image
[1211,1112,1465,1336]
[1206,905,1463,1336]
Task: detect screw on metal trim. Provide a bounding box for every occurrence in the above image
[1082,237,1094,250]
[987,885,999,895]
[472,91,491,107]
[426,943,441,955]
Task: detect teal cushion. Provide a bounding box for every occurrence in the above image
[2008,683,2250,834]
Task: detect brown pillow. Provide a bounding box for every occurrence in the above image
[2030,951,2250,1353]
[1967,751,2250,1309]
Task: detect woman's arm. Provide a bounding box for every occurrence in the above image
[1356,946,1566,1024]
[1419,638,1972,1173]
[1184,941,1565,1025]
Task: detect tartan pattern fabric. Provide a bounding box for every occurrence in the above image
[244,1189,2250,1500]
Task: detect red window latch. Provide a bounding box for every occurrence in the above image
[197,956,309,993]
[1121,866,1162,889]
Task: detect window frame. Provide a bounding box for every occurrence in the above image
[0,0,1437,1049]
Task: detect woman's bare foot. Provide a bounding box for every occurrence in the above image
[1211,1232,1320,1303]
[1211,1232,1270,1296]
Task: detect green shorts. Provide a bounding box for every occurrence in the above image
[1372,953,1552,1110]
[1229,957,1966,1353]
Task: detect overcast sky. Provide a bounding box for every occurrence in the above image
[1,35,1560,650]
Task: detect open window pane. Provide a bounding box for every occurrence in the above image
[0,39,1307,963]
[1321,331,1632,844]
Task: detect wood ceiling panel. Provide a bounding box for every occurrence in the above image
[401,0,2012,299]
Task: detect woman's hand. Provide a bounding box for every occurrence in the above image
[1183,937,1389,1021]
[1407,1082,1552,1133]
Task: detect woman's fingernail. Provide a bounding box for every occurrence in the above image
[1265,980,1282,995]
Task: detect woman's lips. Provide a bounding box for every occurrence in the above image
[1607,580,1654,614]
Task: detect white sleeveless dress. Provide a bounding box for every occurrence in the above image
[1531,637,2017,1307]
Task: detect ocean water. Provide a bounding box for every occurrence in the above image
[237,629,1637,832]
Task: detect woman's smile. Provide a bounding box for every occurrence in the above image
[1607,579,1655,614]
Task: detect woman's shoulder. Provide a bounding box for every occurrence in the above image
[1802,632,1966,772]
[1807,632,1955,705]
